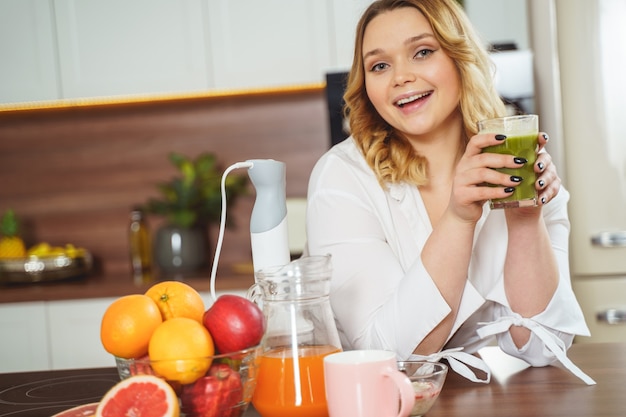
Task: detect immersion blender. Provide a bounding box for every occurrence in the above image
[209,159,291,300]
[246,159,291,273]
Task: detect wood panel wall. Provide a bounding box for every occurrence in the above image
[0,90,330,286]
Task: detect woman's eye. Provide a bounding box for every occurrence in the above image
[369,62,389,72]
[414,49,434,59]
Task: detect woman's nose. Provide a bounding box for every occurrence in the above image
[393,63,416,86]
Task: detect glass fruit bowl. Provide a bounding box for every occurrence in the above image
[0,252,92,284]
[397,361,448,417]
[115,345,261,417]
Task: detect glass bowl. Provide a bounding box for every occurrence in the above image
[397,361,448,417]
[0,252,92,284]
[115,345,260,417]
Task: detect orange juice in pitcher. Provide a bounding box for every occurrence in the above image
[249,255,342,417]
[253,345,341,417]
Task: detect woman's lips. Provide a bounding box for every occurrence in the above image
[395,91,432,108]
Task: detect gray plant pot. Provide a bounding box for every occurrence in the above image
[153,224,209,279]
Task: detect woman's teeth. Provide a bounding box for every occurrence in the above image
[396,92,429,107]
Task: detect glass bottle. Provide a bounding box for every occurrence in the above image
[129,208,153,285]
[249,255,342,417]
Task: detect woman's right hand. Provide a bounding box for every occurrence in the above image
[450,132,524,222]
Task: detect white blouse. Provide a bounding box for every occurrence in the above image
[305,137,593,384]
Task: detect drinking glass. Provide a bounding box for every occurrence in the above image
[479,114,539,209]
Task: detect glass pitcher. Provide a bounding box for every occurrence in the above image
[249,255,342,417]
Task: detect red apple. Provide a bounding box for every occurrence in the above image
[180,363,243,417]
[202,294,265,354]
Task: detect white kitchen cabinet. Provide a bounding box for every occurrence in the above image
[0,0,60,103]
[45,290,249,371]
[47,297,118,370]
[205,0,333,90]
[0,301,50,372]
[205,0,377,88]
[53,0,210,99]
[573,277,626,343]
[329,0,375,72]
[0,289,250,373]
[2,0,371,105]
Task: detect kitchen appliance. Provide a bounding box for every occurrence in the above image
[209,159,291,300]
[0,368,118,417]
[538,0,626,342]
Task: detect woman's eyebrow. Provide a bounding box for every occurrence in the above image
[363,33,435,60]
[405,33,436,45]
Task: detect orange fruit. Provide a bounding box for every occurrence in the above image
[95,374,180,417]
[100,294,163,359]
[145,281,205,323]
[148,317,215,385]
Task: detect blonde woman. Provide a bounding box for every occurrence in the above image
[305,0,593,384]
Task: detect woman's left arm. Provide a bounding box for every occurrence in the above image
[503,132,561,348]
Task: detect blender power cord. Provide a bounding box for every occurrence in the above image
[209,160,254,301]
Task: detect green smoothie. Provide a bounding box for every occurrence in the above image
[483,133,538,208]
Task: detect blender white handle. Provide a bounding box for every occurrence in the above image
[247,159,291,272]
[250,215,290,272]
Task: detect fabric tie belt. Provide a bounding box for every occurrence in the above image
[477,315,596,385]
[409,347,492,383]
[409,315,596,385]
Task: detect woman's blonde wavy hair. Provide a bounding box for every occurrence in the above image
[344,0,506,186]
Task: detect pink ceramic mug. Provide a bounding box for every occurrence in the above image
[324,350,415,417]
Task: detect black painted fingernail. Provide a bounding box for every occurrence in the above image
[495,134,507,141]
[541,197,547,204]
[514,157,527,164]
[504,187,515,193]
[543,133,549,141]
[510,176,523,182]
[537,162,545,171]
[538,179,545,187]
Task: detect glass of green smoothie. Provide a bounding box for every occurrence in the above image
[478,114,539,209]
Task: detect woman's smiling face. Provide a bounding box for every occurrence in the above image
[362,7,461,142]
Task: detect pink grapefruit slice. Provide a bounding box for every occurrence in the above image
[95,374,180,417]
[51,402,98,417]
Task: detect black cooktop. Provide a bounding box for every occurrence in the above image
[0,367,118,417]
[0,367,263,417]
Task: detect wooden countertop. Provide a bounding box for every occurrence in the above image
[1,343,624,417]
[0,266,255,303]
[427,342,626,417]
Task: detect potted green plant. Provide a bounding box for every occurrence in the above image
[143,152,248,278]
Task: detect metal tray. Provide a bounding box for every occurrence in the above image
[0,252,93,284]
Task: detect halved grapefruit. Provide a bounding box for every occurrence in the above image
[51,402,98,417]
[95,374,180,417]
